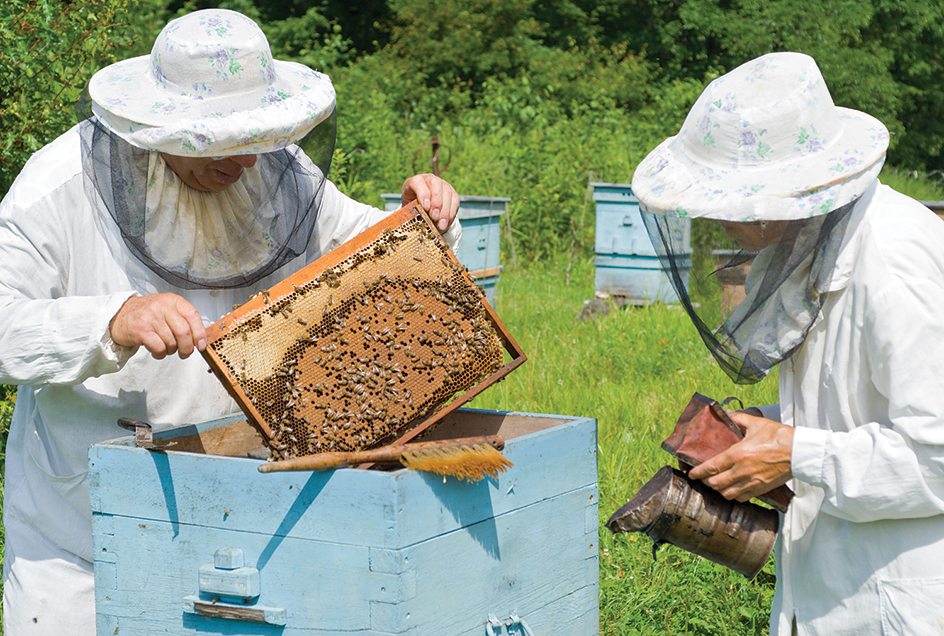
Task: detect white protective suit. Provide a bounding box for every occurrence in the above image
[0,122,461,634]
[760,181,944,635]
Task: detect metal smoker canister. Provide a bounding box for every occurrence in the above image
[606,465,778,578]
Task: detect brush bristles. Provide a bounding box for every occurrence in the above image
[400,443,513,481]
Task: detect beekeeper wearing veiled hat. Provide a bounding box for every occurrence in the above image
[633,52,944,635]
[0,9,461,634]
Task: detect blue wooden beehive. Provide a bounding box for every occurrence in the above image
[89,408,599,635]
[591,182,691,304]
[381,194,507,306]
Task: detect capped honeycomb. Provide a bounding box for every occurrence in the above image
[203,203,525,461]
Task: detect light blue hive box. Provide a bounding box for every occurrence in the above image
[591,182,692,304]
[381,194,507,306]
[89,408,599,635]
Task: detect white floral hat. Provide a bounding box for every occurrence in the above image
[632,52,890,221]
[88,9,336,157]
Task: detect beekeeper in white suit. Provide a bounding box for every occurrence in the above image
[632,52,944,635]
[0,8,461,634]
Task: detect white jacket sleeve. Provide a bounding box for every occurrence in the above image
[0,292,137,387]
[792,276,944,522]
[0,161,137,387]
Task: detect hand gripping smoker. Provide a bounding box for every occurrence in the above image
[607,393,792,578]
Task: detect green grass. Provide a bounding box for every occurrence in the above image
[879,166,944,201]
[0,384,11,630]
[471,255,779,635]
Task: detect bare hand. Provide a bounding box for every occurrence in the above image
[110,294,207,360]
[688,410,794,503]
[401,174,459,233]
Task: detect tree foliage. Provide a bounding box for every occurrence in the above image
[0,0,166,193]
[612,0,944,170]
[3,0,944,264]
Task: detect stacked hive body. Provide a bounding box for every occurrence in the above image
[591,181,692,304]
[203,202,525,461]
[90,409,599,635]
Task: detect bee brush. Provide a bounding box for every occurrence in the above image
[257,435,512,481]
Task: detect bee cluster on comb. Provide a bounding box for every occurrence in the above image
[203,204,523,462]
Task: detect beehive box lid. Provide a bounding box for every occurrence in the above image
[589,182,638,203]
[89,408,597,550]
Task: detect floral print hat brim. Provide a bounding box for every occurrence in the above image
[88,9,335,157]
[632,52,890,222]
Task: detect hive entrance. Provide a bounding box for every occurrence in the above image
[203,203,525,461]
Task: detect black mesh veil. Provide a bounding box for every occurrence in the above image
[79,111,336,290]
[641,201,857,384]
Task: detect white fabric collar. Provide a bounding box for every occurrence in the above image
[143,153,278,279]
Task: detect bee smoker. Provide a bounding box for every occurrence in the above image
[606,466,778,578]
[606,393,787,578]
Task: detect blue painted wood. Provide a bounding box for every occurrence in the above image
[198,550,261,599]
[591,186,652,257]
[89,412,595,549]
[455,213,502,273]
[90,409,599,635]
[593,254,691,304]
[590,182,691,302]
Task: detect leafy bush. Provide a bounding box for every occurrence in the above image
[0,0,167,196]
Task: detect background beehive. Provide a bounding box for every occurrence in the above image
[204,204,524,461]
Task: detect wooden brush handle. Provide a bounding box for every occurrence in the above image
[258,435,505,473]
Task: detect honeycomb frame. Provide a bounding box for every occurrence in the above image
[202,202,526,461]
